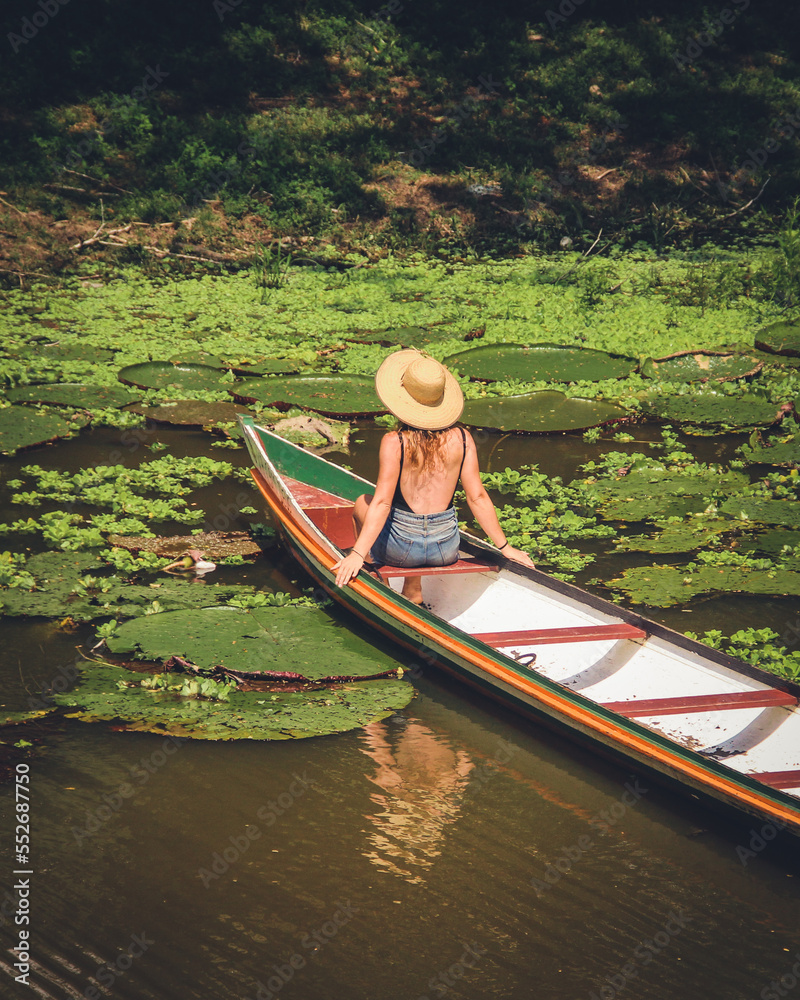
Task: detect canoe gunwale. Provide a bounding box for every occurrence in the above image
[239,416,800,835]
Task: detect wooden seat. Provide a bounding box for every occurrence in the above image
[473,624,646,647]
[602,689,797,718]
[299,494,496,577]
[747,770,800,789]
[378,554,495,578]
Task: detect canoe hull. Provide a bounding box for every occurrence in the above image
[241,417,800,841]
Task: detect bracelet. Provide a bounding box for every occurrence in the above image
[351,549,366,560]
[497,540,509,551]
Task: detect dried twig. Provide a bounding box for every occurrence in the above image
[71,199,107,250]
[165,654,404,686]
[0,196,25,216]
[62,168,133,194]
[552,228,604,284]
[717,177,771,221]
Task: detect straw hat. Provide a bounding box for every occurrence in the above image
[375,349,464,430]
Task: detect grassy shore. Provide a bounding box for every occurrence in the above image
[1,0,800,282]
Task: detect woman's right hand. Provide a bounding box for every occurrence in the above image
[333,551,366,588]
[501,545,536,569]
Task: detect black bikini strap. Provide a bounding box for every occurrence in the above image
[397,429,404,470]
[447,427,467,508]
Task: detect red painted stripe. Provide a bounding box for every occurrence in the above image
[475,624,646,645]
[283,476,353,509]
[603,689,797,717]
[748,770,800,790]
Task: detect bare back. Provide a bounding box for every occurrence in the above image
[395,426,466,514]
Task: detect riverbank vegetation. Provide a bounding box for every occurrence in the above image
[1,0,800,279]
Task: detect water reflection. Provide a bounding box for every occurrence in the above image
[358,718,474,883]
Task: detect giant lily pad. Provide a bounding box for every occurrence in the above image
[606,563,800,608]
[0,580,263,621]
[0,406,77,455]
[6,383,141,408]
[95,605,414,739]
[232,375,384,417]
[755,321,800,357]
[25,550,106,582]
[641,393,784,429]
[344,327,443,349]
[642,351,762,382]
[126,400,255,427]
[168,350,225,368]
[18,342,115,363]
[445,344,637,383]
[740,529,800,560]
[227,358,302,376]
[49,659,412,741]
[461,391,628,433]
[118,362,231,392]
[739,430,800,467]
[107,606,380,676]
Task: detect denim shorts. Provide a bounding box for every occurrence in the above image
[370,505,460,568]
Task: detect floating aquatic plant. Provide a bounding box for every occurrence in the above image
[739,429,800,467]
[0,406,81,455]
[641,392,785,430]
[28,604,420,740]
[462,391,629,433]
[42,658,412,741]
[604,560,800,608]
[755,320,800,357]
[641,351,762,383]
[445,344,637,383]
[6,384,141,408]
[106,531,262,560]
[118,361,233,393]
[127,400,255,428]
[232,374,384,416]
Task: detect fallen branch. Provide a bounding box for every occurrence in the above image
[72,199,107,250]
[0,266,58,279]
[0,196,25,216]
[61,169,133,194]
[175,243,237,262]
[165,654,404,686]
[717,177,771,222]
[75,223,131,250]
[43,183,120,201]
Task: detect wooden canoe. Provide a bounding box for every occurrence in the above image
[239,416,800,841]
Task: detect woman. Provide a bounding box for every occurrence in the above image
[334,349,535,604]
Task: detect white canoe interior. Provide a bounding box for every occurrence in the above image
[275,467,800,800]
[393,568,800,796]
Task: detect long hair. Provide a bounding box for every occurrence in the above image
[398,423,459,472]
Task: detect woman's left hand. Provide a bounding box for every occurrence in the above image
[502,545,536,569]
[333,551,366,587]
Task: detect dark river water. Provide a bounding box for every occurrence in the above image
[0,423,798,1000]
